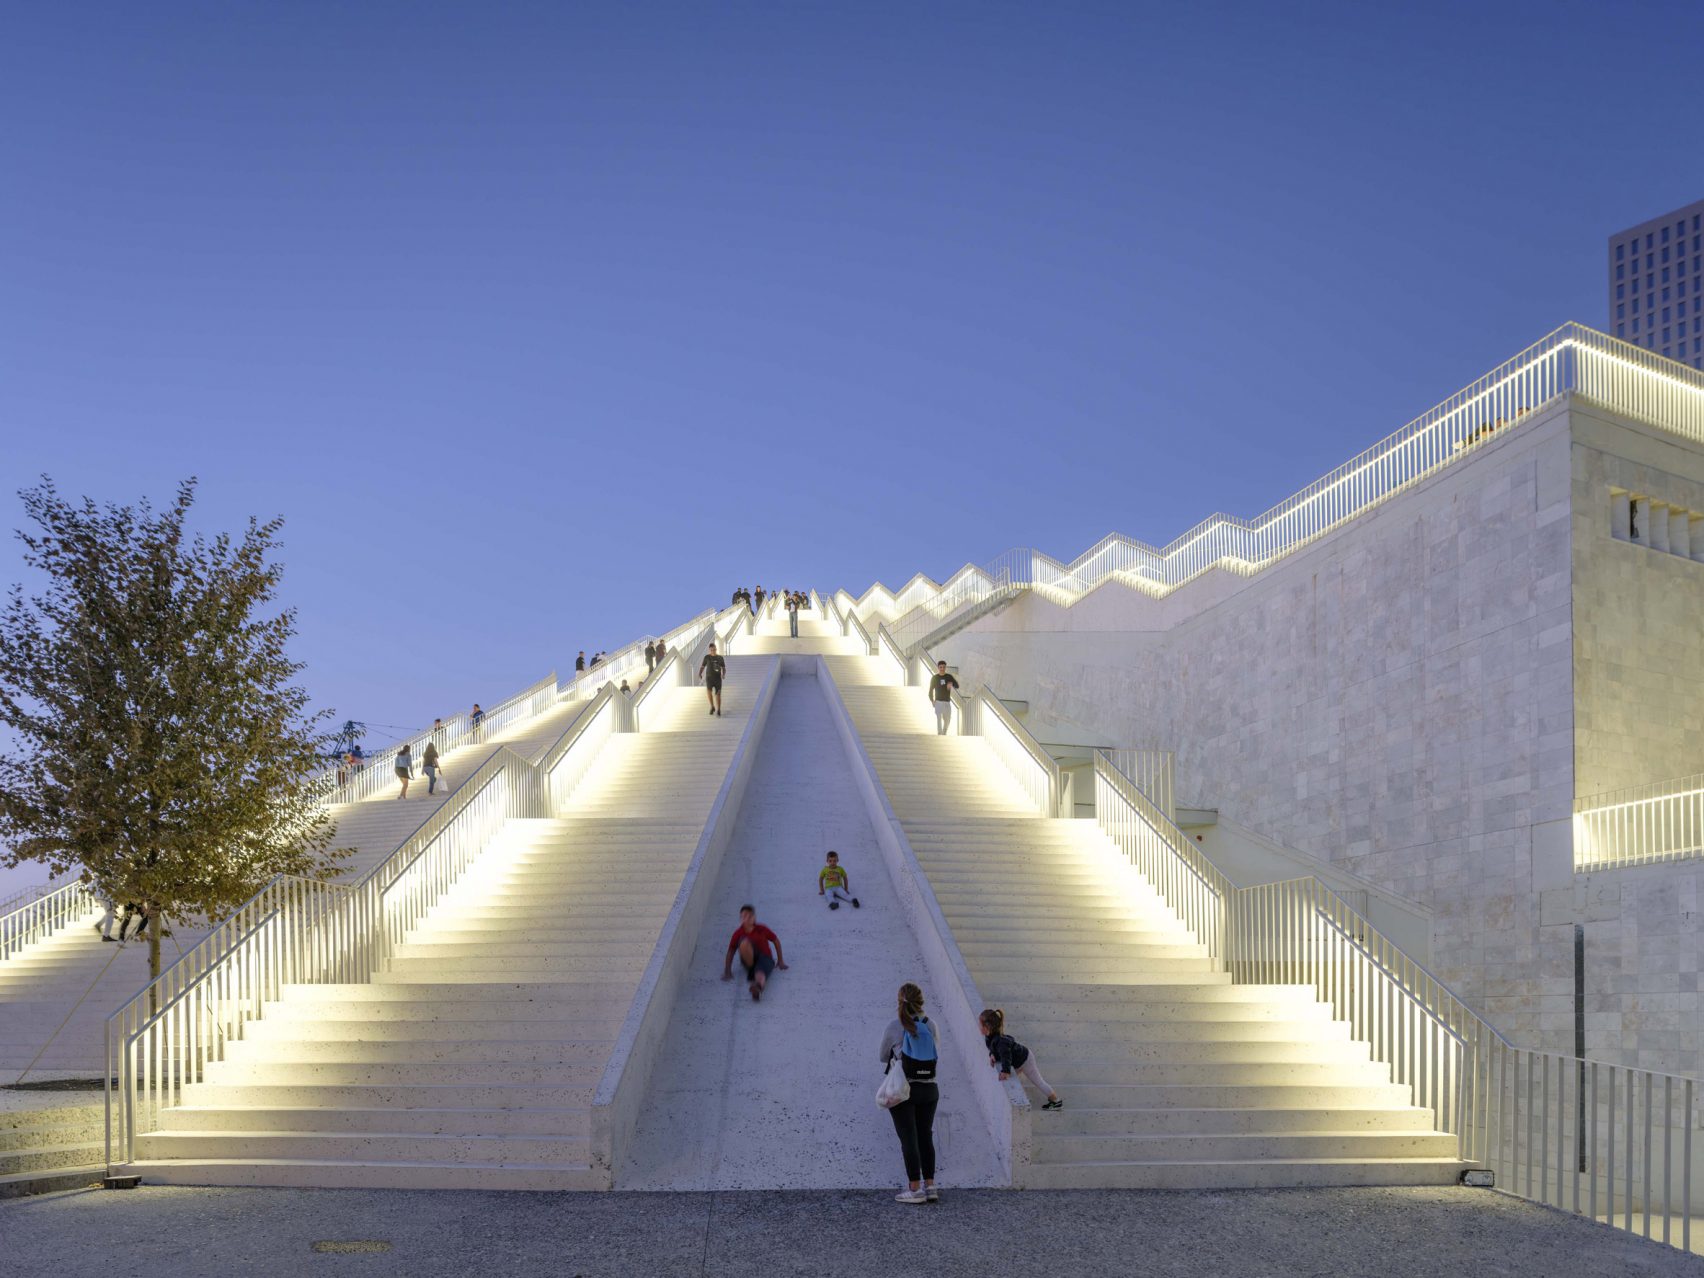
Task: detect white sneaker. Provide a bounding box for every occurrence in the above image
[925,1184,939,1202]
[895,1188,928,1204]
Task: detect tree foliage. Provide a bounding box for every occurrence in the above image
[0,477,347,979]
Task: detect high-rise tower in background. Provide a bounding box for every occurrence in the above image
[1609,196,1704,369]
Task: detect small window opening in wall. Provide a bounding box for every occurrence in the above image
[1630,496,1642,542]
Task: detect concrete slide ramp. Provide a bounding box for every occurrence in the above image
[622,665,1002,1190]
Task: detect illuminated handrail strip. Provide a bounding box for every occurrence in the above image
[1574,771,1704,870]
[324,671,558,805]
[978,686,1061,817]
[841,324,1704,615]
[1093,750,1697,1252]
[106,599,716,1171]
[0,877,97,962]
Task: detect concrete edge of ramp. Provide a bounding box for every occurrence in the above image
[812,656,1031,1185]
[591,656,784,1185]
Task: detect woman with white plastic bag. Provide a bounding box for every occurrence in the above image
[877,982,940,1204]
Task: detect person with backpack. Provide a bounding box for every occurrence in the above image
[979,1007,1062,1109]
[878,982,941,1203]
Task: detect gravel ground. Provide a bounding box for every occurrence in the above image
[3,1184,1702,1278]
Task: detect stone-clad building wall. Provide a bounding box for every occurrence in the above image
[946,394,1704,1082]
[1566,402,1704,1077]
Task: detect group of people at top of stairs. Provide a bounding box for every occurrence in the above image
[730,586,809,637]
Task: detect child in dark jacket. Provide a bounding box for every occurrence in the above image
[980,1008,1062,1109]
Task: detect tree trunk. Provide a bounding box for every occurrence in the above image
[148,922,161,1018]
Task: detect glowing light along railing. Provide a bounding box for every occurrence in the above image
[327,671,558,805]
[1574,771,1704,870]
[105,743,546,1168]
[1104,748,1176,822]
[844,324,1704,617]
[978,689,1061,818]
[563,609,717,703]
[0,867,81,919]
[0,876,97,962]
[1094,750,1699,1252]
[884,568,1009,655]
[105,669,635,1171]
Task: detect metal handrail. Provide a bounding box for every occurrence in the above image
[0,867,81,919]
[564,610,717,702]
[323,671,558,805]
[979,687,1062,817]
[837,323,1704,619]
[1574,770,1704,870]
[1094,748,1697,1250]
[1,877,97,961]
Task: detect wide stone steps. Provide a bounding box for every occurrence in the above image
[1033,1130,1459,1164]
[156,1105,588,1136]
[1024,1017,1351,1045]
[135,1131,593,1165]
[1021,1156,1463,1191]
[1045,1105,1439,1136]
[120,659,780,1189]
[242,1016,623,1043]
[1042,1060,1393,1087]
[824,651,1463,1192]
[178,1081,595,1109]
[127,1157,603,1191]
[200,1060,604,1086]
[220,1037,615,1065]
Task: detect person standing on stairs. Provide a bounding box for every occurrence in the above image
[654,638,667,668]
[395,743,413,798]
[818,850,859,910]
[645,640,657,672]
[576,650,587,674]
[787,592,800,638]
[880,982,941,1204]
[722,905,787,1000]
[979,1008,1062,1109]
[929,660,959,735]
[699,642,726,717]
[469,703,485,741]
[421,740,442,796]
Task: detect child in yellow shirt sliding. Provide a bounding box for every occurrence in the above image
[818,850,860,911]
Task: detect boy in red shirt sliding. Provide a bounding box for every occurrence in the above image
[722,904,788,1001]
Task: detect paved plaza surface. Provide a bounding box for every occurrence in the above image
[4,1184,1702,1278]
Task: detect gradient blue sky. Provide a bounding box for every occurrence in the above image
[1,2,1700,887]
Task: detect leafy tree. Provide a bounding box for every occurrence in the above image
[0,477,347,991]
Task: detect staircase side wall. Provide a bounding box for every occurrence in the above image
[949,400,1579,1056]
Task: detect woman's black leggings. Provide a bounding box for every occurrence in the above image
[888,1081,939,1182]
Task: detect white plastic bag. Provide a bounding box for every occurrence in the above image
[876,1057,910,1109]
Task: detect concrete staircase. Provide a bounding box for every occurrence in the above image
[0,1100,104,1198]
[0,695,599,1085]
[118,660,768,1188]
[826,662,1463,1189]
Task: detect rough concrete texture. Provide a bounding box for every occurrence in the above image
[3,1184,1701,1277]
[622,670,1002,1190]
